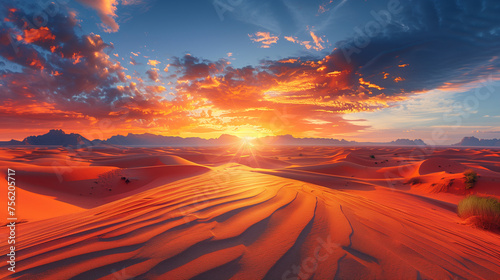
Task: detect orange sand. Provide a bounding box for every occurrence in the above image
[0,145,499,279]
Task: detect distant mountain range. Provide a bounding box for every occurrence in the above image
[95,133,241,146]
[0,129,93,147]
[254,134,427,147]
[3,130,499,147]
[454,136,500,147]
[0,139,24,146]
[24,129,93,146]
[0,129,431,147]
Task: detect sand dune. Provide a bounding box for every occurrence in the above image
[91,155,198,168]
[0,177,84,222]
[0,150,211,210]
[1,146,499,279]
[418,157,468,175]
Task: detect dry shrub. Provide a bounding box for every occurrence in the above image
[457,195,500,229]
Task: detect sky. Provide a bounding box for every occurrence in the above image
[1,0,500,144]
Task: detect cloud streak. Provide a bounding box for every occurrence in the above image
[248,31,279,48]
[285,31,327,51]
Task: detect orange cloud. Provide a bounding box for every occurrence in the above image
[359,78,385,90]
[310,31,325,51]
[248,32,279,48]
[279,58,298,64]
[29,58,44,70]
[285,32,327,51]
[148,59,161,66]
[326,71,342,77]
[17,27,55,44]
[145,85,166,93]
[76,0,119,32]
[72,53,83,64]
[284,36,297,43]
[318,0,334,14]
[166,51,413,138]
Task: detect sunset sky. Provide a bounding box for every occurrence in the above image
[1,0,500,144]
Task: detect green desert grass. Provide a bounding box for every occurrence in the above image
[457,195,500,229]
[463,169,478,189]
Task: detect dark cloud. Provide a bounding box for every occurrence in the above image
[129,56,140,65]
[171,54,228,80]
[335,0,500,93]
[1,7,123,99]
[146,68,159,81]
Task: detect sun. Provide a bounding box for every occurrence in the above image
[242,136,255,141]
[241,136,255,147]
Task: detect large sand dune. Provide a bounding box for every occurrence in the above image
[1,146,499,279]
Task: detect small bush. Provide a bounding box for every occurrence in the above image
[405,177,421,185]
[457,195,500,229]
[370,155,375,159]
[464,169,478,189]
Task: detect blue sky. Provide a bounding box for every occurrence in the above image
[72,0,396,67]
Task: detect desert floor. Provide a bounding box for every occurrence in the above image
[1,145,499,279]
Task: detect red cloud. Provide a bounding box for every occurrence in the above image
[18,27,56,43]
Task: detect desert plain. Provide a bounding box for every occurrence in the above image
[1,144,499,279]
